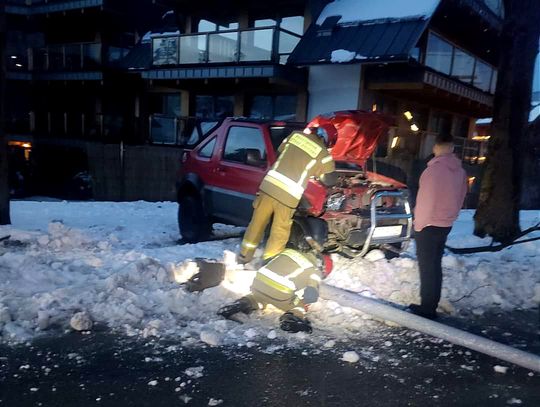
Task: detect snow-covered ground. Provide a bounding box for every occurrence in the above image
[0,201,539,346]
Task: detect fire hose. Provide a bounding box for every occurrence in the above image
[319,283,540,373]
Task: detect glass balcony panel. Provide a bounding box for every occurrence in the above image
[240,29,273,62]
[152,36,179,65]
[64,44,81,70]
[278,30,301,60]
[48,45,64,71]
[179,35,207,64]
[107,46,130,63]
[451,48,475,84]
[50,112,66,135]
[150,115,177,144]
[83,113,102,138]
[66,113,83,136]
[473,60,492,92]
[82,43,101,69]
[34,112,48,133]
[208,32,238,63]
[425,33,452,75]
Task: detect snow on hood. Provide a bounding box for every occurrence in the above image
[307,110,395,166]
[316,0,441,25]
[428,153,464,172]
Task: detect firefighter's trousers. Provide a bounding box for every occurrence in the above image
[240,192,296,261]
[244,293,306,318]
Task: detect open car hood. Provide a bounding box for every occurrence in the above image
[307,110,395,166]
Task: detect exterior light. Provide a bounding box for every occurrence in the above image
[22,143,32,148]
[467,176,476,189]
[15,63,23,67]
[372,104,377,112]
[391,136,399,149]
[410,124,419,132]
[404,111,413,121]
[10,55,17,59]
[471,135,491,141]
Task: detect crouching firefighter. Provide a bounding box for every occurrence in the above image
[238,125,336,264]
[219,219,333,333]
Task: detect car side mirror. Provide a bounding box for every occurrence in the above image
[245,149,266,167]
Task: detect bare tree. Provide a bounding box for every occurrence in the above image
[474,0,540,243]
[0,4,11,226]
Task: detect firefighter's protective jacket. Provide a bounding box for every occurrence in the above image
[250,249,322,313]
[259,132,335,208]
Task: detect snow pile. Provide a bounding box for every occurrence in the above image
[327,211,540,314]
[317,0,440,25]
[1,201,539,346]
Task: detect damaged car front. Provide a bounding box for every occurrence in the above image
[295,111,412,258]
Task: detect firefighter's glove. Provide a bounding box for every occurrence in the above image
[185,259,225,293]
[303,286,319,304]
[279,312,312,334]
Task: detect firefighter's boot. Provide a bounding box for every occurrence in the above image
[218,297,256,320]
[279,312,312,333]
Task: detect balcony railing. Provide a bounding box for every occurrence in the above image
[31,43,102,71]
[151,27,301,66]
[149,114,221,146]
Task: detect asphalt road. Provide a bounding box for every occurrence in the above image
[0,310,539,407]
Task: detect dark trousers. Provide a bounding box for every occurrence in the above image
[415,226,452,313]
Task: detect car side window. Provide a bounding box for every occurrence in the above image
[198,136,217,158]
[223,126,267,165]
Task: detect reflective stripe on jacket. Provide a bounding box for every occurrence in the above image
[250,249,322,304]
[259,132,335,208]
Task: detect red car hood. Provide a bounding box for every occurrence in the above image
[307,111,395,166]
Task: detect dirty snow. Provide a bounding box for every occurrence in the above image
[316,0,440,25]
[0,201,539,346]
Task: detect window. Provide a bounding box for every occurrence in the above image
[281,16,304,35]
[223,126,267,165]
[248,95,297,121]
[425,32,498,94]
[198,137,216,158]
[473,60,493,92]
[198,19,238,32]
[425,33,453,75]
[195,95,234,120]
[451,49,475,83]
[483,0,504,17]
[490,70,498,94]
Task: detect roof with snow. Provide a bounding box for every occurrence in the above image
[288,0,440,65]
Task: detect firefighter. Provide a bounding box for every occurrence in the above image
[219,221,333,333]
[238,125,336,264]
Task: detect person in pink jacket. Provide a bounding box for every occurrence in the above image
[409,133,468,319]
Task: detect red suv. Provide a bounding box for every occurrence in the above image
[177,112,412,257]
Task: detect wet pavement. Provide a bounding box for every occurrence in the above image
[0,310,539,407]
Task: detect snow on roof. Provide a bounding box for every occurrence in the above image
[316,0,441,25]
[330,49,368,63]
[330,49,356,63]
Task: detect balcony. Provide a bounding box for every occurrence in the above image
[6,0,104,15]
[31,43,102,71]
[151,27,301,67]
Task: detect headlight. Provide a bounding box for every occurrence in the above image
[326,193,345,211]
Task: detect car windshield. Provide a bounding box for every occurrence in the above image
[269,125,305,151]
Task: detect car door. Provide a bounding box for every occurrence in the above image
[209,123,271,225]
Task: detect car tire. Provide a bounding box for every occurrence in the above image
[178,194,211,243]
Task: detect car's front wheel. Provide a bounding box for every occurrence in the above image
[178,194,211,243]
